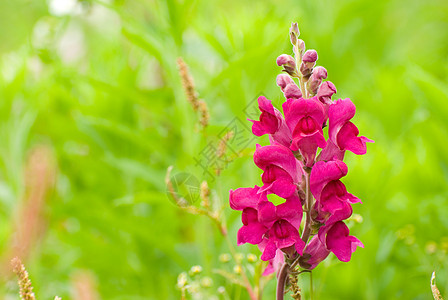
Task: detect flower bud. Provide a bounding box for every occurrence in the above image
[297,39,306,55]
[300,49,318,77]
[277,54,297,77]
[177,272,188,288]
[303,49,318,63]
[219,253,231,263]
[276,54,296,68]
[276,74,294,90]
[298,235,330,270]
[307,66,328,95]
[289,22,300,45]
[284,82,302,99]
[247,253,257,263]
[201,277,213,288]
[189,265,202,276]
[317,81,337,104]
[233,265,242,274]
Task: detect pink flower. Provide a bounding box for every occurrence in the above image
[254,144,303,198]
[276,74,302,99]
[319,221,364,262]
[258,193,302,230]
[260,219,305,261]
[299,235,330,270]
[318,140,345,162]
[310,160,361,224]
[276,54,296,68]
[300,50,318,77]
[229,186,267,246]
[283,98,327,166]
[249,96,292,148]
[317,81,337,106]
[328,98,373,155]
[308,66,328,94]
[261,248,285,276]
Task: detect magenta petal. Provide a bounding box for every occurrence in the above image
[337,122,369,155]
[302,235,330,269]
[318,140,345,162]
[249,96,280,136]
[229,186,261,211]
[294,238,306,256]
[325,221,362,262]
[310,160,348,201]
[237,223,267,246]
[328,98,373,155]
[269,179,296,198]
[285,98,326,131]
[258,201,277,226]
[276,196,303,230]
[254,144,302,184]
[261,241,277,261]
[317,81,337,104]
[262,248,284,276]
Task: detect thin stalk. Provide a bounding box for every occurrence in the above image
[301,167,312,245]
[276,262,289,300]
[224,233,258,300]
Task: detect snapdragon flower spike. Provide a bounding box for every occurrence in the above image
[310,160,361,225]
[283,97,327,166]
[319,221,364,262]
[249,96,292,148]
[328,98,374,155]
[254,144,303,198]
[229,186,267,246]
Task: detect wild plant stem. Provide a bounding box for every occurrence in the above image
[223,232,258,300]
[276,262,289,300]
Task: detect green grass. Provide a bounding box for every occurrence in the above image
[0,0,448,299]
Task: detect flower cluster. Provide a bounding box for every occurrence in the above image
[229,22,373,276]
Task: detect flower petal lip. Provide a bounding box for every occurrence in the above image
[328,98,374,154]
[254,144,302,185]
[310,160,348,201]
[323,221,364,262]
[229,186,261,211]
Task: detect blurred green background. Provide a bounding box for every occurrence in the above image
[0,0,447,299]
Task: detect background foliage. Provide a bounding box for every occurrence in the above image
[0,0,448,299]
